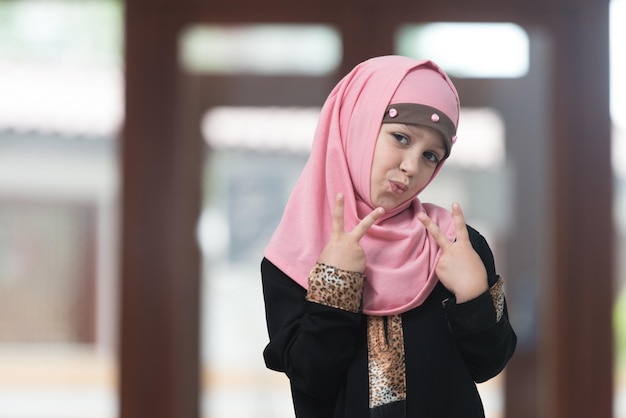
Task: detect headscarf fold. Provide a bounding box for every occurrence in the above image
[264,55,460,315]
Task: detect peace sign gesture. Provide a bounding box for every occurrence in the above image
[418,203,489,303]
[318,193,385,273]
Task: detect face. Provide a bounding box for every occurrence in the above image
[370,123,446,210]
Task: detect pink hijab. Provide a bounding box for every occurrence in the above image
[264,56,460,316]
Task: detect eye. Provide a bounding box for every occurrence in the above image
[423,151,441,164]
[392,133,410,145]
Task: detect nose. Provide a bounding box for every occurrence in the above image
[399,154,419,177]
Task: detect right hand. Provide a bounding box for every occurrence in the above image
[318,193,384,273]
[418,203,488,302]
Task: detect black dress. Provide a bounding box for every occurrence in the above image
[261,226,517,418]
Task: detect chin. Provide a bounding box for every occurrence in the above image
[388,197,417,212]
[372,193,412,211]
[378,200,403,211]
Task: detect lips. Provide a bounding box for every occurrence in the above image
[389,180,408,195]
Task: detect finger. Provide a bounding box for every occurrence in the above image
[350,207,384,241]
[418,212,451,248]
[330,193,346,235]
[331,193,344,234]
[451,203,469,242]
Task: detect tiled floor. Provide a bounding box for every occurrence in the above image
[0,354,502,418]
[1,270,619,418]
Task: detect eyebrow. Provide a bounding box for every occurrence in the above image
[432,140,447,154]
[402,124,447,153]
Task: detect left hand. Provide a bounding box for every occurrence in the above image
[418,203,488,303]
[318,193,384,273]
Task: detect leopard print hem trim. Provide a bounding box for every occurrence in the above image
[305,262,365,313]
[490,276,505,322]
[367,315,407,409]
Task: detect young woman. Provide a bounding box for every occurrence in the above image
[261,55,516,418]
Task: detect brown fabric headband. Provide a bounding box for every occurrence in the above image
[382,103,457,158]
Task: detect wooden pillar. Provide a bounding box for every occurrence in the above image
[337,6,396,75]
[120,2,201,418]
[545,1,613,417]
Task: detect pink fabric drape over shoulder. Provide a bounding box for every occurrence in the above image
[264,56,459,316]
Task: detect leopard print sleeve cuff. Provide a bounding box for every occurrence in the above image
[490,276,505,322]
[305,262,365,313]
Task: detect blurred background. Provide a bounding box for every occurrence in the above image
[0,0,622,417]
